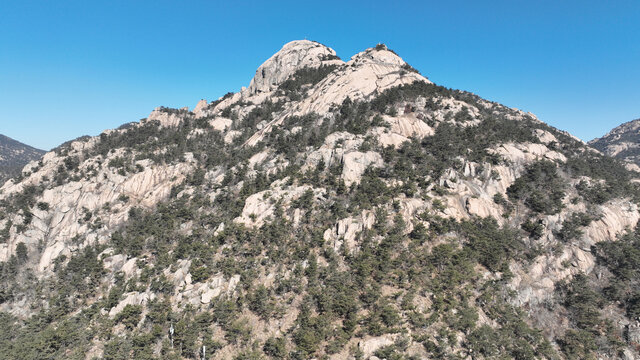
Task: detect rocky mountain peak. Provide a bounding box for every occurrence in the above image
[193,99,207,114]
[144,106,191,128]
[593,118,640,143]
[197,41,430,132]
[247,40,343,95]
[348,43,408,67]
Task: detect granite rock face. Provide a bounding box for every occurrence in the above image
[247,40,342,95]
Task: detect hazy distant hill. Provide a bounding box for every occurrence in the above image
[0,134,45,183]
[590,118,640,169]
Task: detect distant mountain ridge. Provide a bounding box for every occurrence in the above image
[0,134,45,182]
[589,118,640,169]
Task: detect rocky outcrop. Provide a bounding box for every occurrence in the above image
[342,151,383,186]
[288,45,429,116]
[465,197,503,218]
[241,44,430,147]
[234,179,325,227]
[510,199,640,308]
[145,107,191,128]
[303,131,384,185]
[584,199,640,245]
[109,291,156,318]
[323,210,375,251]
[209,117,233,132]
[490,142,566,166]
[0,136,195,276]
[358,334,398,358]
[385,113,434,139]
[169,262,241,308]
[193,99,208,116]
[247,40,342,95]
[534,129,559,144]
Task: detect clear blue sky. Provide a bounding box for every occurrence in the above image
[1,0,638,150]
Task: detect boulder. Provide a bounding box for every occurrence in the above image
[247,40,343,95]
[342,151,383,186]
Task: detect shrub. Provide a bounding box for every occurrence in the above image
[248,285,274,319]
[559,329,597,360]
[278,65,337,100]
[115,304,143,330]
[521,218,544,239]
[189,259,212,283]
[556,212,593,241]
[461,217,524,273]
[15,242,28,264]
[263,337,287,358]
[36,202,50,211]
[507,160,565,214]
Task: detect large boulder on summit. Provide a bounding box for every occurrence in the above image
[247,40,343,95]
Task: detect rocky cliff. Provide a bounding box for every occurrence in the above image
[0,40,638,360]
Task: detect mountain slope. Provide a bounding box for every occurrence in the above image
[0,134,45,183]
[0,40,639,359]
[589,118,640,169]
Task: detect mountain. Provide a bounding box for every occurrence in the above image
[0,134,45,183]
[589,118,640,169]
[1,40,640,359]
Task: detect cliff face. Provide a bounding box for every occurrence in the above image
[0,40,639,360]
[0,134,45,183]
